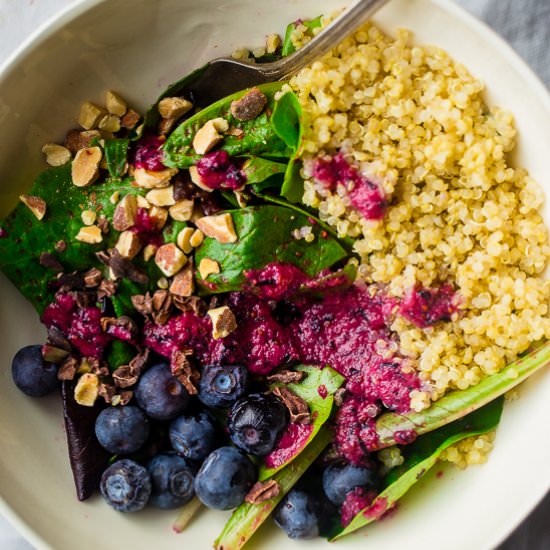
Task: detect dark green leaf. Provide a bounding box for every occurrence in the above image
[103,138,130,179]
[194,205,348,294]
[162,82,291,169]
[242,157,287,185]
[371,341,550,450]
[214,426,333,550]
[105,340,136,373]
[260,365,344,479]
[163,220,187,244]
[280,158,304,203]
[270,91,302,150]
[0,165,153,313]
[332,397,504,540]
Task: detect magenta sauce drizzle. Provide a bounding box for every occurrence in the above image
[133,135,167,171]
[399,284,457,328]
[312,153,387,220]
[195,151,246,190]
[341,488,378,527]
[130,208,164,247]
[264,423,314,469]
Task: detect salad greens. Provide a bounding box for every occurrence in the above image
[103,138,130,179]
[214,426,333,550]
[260,365,344,479]
[194,205,349,293]
[371,341,550,450]
[333,397,504,540]
[281,16,323,57]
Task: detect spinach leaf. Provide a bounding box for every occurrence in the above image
[103,138,130,179]
[281,16,323,56]
[162,82,291,168]
[371,341,550,450]
[332,397,504,540]
[260,365,344,479]
[242,157,287,185]
[271,91,302,150]
[194,205,348,293]
[105,340,135,373]
[280,157,304,203]
[0,165,152,313]
[214,426,333,550]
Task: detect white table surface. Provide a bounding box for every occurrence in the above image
[0,0,549,548]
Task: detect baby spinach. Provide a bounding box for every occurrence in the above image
[194,205,348,293]
[333,397,504,540]
[261,365,344,479]
[214,426,333,550]
[162,82,291,168]
[372,341,550,450]
[281,16,323,56]
[242,157,287,185]
[103,138,130,179]
[0,165,153,313]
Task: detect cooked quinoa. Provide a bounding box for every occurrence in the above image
[288,21,550,465]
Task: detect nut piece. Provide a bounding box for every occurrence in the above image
[105,90,127,117]
[120,108,141,129]
[145,186,175,207]
[195,213,238,243]
[176,227,194,254]
[42,143,72,166]
[110,191,120,205]
[98,113,121,133]
[189,229,204,248]
[64,129,101,155]
[143,243,158,262]
[112,194,137,231]
[75,225,103,244]
[169,199,194,221]
[155,243,187,277]
[266,33,282,54]
[148,206,168,230]
[192,117,229,155]
[157,276,169,289]
[71,146,102,187]
[134,167,178,189]
[78,101,106,130]
[230,88,268,121]
[198,257,220,279]
[81,209,97,226]
[158,97,193,119]
[74,373,99,406]
[189,165,213,192]
[169,260,194,297]
[136,195,150,209]
[207,306,237,340]
[19,195,46,220]
[115,230,142,259]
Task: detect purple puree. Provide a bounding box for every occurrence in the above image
[264,423,314,469]
[399,284,457,328]
[313,153,387,220]
[133,135,166,171]
[195,151,246,190]
[42,293,112,358]
[130,208,164,247]
[341,487,378,527]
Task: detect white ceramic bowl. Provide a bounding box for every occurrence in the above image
[0,1,549,549]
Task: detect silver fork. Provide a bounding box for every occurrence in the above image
[183,0,390,107]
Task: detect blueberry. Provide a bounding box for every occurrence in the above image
[169,410,219,462]
[274,489,320,539]
[100,459,151,512]
[147,453,196,509]
[95,406,150,455]
[194,446,256,510]
[135,363,189,421]
[11,345,58,397]
[228,393,288,456]
[322,463,380,506]
[198,364,249,408]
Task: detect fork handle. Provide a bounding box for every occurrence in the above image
[259,0,391,80]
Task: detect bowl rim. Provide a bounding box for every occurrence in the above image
[0,0,549,548]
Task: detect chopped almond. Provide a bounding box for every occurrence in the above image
[158,97,193,119]
[74,373,99,406]
[189,229,204,248]
[71,146,102,187]
[192,118,229,155]
[75,225,103,244]
[105,90,127,117]
[19,195,46,220]
[169,199,194,221]
[207,306,237,339]
[112,194,137,231]
[42,143,72,166]
[189,165,213,192]
[78,101,106,130]
[148,206,168,231]
[143,243,158,262]
[81,210,97,226]
[98,113,121,133]
[170,260,195,297]
[176,227,195,254]
[146,186,175,207]
[195,213,238,243]
[115,230,142,259]
[198,258,220,279]
[134,167,177,189]
[155,243,187,277]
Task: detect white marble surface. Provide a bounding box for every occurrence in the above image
[0,0,548,548]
